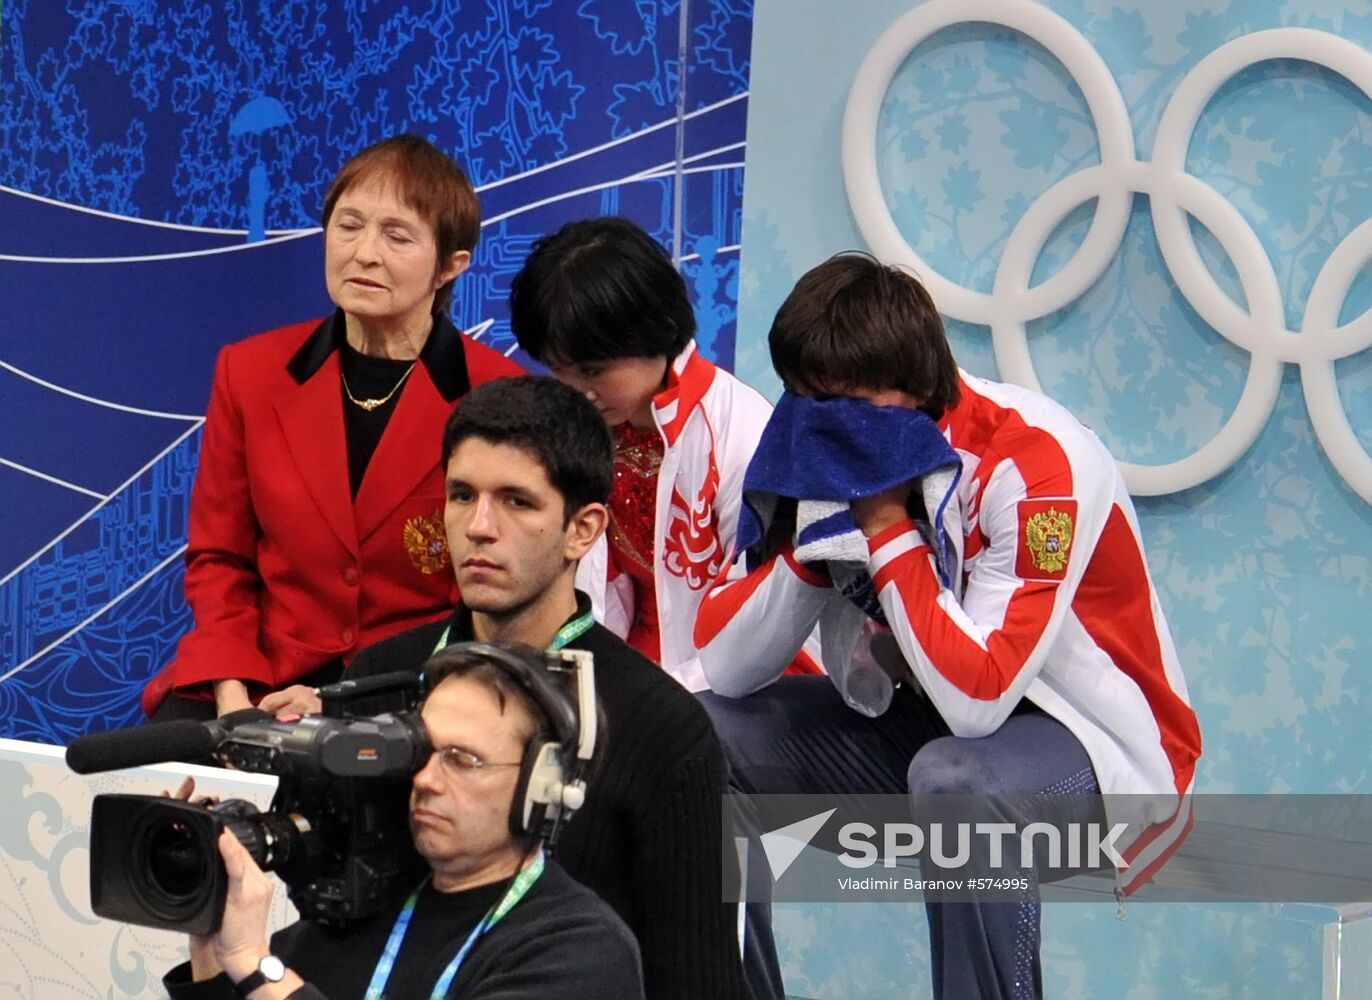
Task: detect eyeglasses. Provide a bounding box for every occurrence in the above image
[433,746,522,779]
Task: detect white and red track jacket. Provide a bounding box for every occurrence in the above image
[696,372,1202,892]
[578,341,774,691]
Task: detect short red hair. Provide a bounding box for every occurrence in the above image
[322,135,480,312]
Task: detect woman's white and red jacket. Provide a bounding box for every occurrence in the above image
[694,372,1203,893]
[578,341,773,692]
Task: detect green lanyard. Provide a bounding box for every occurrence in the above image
[430,607,595,657]
[364,851,545,1000]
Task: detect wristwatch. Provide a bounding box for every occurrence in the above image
[233,954,286,997]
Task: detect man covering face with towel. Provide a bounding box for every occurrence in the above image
[695,252,1202,1000]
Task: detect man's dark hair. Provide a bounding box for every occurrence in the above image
[441,376,613,521]
[509,216,695,365]
[769,252,961,420]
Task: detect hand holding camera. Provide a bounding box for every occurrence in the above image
[73,672,431,935]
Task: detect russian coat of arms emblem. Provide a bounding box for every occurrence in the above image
[403,513,448,574]
[1023,506,1073,575]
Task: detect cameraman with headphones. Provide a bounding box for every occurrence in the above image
[264,376,754,1000]
[163,642,644,999]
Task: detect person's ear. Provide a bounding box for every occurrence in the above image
[563,502,608,562]
[434,250,470,290]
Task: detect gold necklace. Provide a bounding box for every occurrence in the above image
[341,361,418,412]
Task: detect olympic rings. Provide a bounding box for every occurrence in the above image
[842,0,1372,500]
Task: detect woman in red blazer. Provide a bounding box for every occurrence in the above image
[143,136,521,721]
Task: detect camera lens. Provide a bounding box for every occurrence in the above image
[145,819,209,900]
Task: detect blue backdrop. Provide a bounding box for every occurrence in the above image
[0,0,752,742]
[740,0,1371,995]
[4,2,1370,995]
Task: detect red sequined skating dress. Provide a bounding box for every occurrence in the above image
[607,422,664,663]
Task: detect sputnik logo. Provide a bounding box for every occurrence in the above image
[759,809,836,881]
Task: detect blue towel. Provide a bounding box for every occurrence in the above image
[738,393,963,589]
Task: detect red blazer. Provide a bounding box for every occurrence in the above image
[142,312,523,717]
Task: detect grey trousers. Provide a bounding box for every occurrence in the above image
[699,677,1101,1000]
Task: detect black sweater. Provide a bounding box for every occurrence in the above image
[347,598,753,1000]
[163,859,642,999]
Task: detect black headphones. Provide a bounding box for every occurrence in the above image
[419,642,597,844]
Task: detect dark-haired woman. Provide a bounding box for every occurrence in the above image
[143,136,522,721]
[509,217,812,691]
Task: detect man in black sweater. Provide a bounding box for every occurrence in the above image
[165,643,643,999]
[264,376,753,1000]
